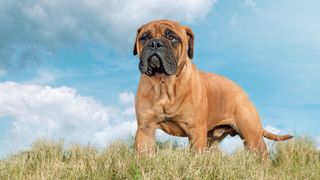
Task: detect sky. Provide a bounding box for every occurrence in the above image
[0,0,320,157]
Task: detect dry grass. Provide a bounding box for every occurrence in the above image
[0,137,319,179]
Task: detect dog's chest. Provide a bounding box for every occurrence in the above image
[152,93,185,123]
[146,75,186,121]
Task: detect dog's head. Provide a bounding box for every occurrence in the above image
[133,20,194,76]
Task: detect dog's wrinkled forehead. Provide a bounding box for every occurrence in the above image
[138,20,186,40]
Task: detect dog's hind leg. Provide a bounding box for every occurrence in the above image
[235,100,268,159]
[180,121,208,152]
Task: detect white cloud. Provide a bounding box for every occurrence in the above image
[122,107,135,117]
[244,0,256,7]
[244,0,260,12]
[0,0,217,69]
[119,91,135,106]
[264,125,283,135]
[0,81,137,154]
[220,136,243,154]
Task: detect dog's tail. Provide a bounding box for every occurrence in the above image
[263,129,293,141]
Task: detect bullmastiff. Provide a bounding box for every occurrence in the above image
[133,19,292,158]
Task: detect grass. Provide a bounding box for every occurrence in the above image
[0,137,319,179]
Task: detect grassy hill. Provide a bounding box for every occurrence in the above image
[0,138,319,179]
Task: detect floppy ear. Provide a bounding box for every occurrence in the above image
[184,26,194,59]
[133,27,142,56]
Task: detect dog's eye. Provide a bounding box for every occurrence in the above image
[140,35,150,43]
[167,34,178,44]
[168,34,176,41]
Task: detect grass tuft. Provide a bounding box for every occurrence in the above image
[0,137,319,179]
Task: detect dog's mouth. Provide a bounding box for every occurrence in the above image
[143,54,165,76]
[139,46,177,76]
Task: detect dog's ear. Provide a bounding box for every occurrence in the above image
[133,27,142,56]
[184,26,194,59]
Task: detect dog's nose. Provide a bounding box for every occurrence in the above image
[149,39,164,49]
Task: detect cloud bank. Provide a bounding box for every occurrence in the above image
[0,82,136,154]
[0,0,216,69]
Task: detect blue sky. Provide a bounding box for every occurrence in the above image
[0,0,319,156]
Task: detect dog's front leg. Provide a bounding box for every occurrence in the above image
[135,123,157,155]
[134,108,159,155]
[182,121,207,152]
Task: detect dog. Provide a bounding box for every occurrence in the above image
[133,19,292,158]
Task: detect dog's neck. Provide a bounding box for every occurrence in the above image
[148,59,192,106]
[148,74,176,106]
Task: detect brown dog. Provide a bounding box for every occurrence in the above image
[133,19,292,158]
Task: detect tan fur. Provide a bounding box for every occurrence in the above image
[134,20,293,158]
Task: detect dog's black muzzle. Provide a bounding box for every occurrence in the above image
[139,39,177,76]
